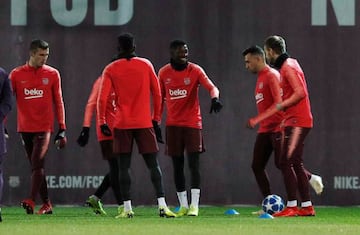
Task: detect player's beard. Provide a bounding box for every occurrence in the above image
[266,57,275,66]
[170,58,188,71]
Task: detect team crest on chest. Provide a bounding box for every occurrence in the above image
[165,78,171,84]
[258,82,263,89]
[42,78,49,85]
[184,77,191,85]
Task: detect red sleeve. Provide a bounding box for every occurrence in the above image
[158,69,166,124]
[82,78,100,127]
[150,64,161,122]
[197,66,220,98]
[268,75,282,104]
[9,70,16,95]
[281,67,306,108]
[97,68,112,125]
[52,70,66,130]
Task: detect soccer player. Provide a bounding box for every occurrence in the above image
[242,46,323,213]
[0,67,13,222]
[10,39,67,215]
[97,33,176,218]
[77,74,122,217]
[255,35,316,217]
[158,40,223,217]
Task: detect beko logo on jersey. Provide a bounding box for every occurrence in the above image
[169,89,187,100]
[24,88,44,99]
[255,93,264,104]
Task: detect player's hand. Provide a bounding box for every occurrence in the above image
[77,127,90,147]
[246,118,256,129]
[152,120,164,144]
[209,97,223,114]
[100,124,112,136]
[54,129,67,149]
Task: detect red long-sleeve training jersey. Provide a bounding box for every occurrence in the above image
[280,58,313,128]
[10,63,66,132]
[97,57,161,129]
[158,62,219,129]
[82,76,116,141]
[255,65,284,133]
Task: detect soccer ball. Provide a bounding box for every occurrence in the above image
[262,194,284,215]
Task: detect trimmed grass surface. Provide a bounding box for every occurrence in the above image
[0,206,359,235]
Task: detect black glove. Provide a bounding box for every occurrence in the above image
[100,124,112,136]
[54,129,67,149]
[77,127,90,147]
[152,120,164,144]
[209,97,223,114]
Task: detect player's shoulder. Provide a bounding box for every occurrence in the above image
[259,66,279,84]
[188,62,202,70]
[9,64,27,79]
[158,63,171,73]
[267,66,280,78]
[133,57,153,66]
[92,76,102,88]
[10,64,26,73]
[0,67,6,74]
[283,58,300,69]
[282,58,303,74]
[42,65,61,78]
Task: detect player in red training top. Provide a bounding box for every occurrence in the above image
[243,46,323,214]
[158,40,223,217]
[255,35,317,217]
[0,67,13,222]
[97,33,176,218]
[10,39,67,215]
[77,74,122,217]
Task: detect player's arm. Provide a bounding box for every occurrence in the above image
[8,70,17,97]
[150,65,164,143]
[77,78,100,146]
[198,68,220,98]
[0,70,13,121]
[198,67,223,113]
[53,70,66,130]
[82,78,99,127]
[247,74,282,128]
[52,70,67,149]
[97,69,112,136]
[277,67,306,110]
[149,65,161,123]
[158,69,166,121]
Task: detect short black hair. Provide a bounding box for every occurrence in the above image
[29,39,49,52]
[170,39,187,50]
[242,45,265,57]
[264,35,286,54]
[117,33,135,52]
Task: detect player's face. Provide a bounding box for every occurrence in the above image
[30,48,49,68]
[171,44,189,64]
[264,46,275,65]
[244,54,260,74]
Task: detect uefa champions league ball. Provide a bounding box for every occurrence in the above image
[262,194,284,215]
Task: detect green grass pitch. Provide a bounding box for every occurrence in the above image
[0,206,359,235]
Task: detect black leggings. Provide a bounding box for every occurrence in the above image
[280,126,311,202]
[118,152,164,201]
[94,141,122,205]
[171,152,200,192]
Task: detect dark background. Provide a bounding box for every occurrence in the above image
[0,0,359,206]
